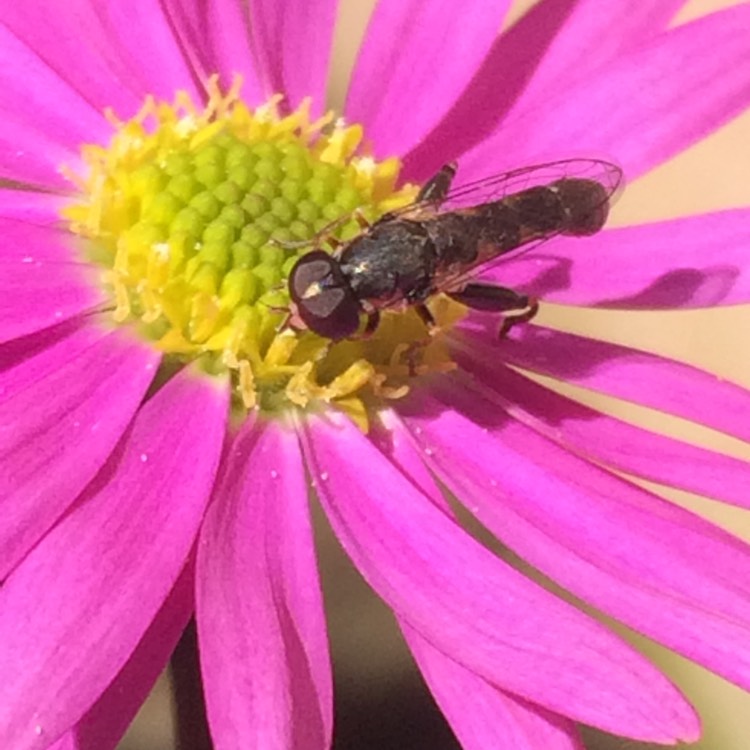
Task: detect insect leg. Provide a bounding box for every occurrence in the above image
[362,309,381,337]
[344,302,381,340]
[270,212,357,249]
[353,209,371,231]
[448,283,538,338]
[497,300,539,338]
[370,164,457,227]
[415,303,437,331]
[330,209,372,259]
[417,162,458,205]
[269,236,313,250]
[324,235,342,252]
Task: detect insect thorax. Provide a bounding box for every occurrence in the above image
[340,220,438,304]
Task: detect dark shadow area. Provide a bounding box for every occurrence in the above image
[483,252,742,310]
[596,266,742,309]
[0,316,84,375]
[171,620,212,750]
[482,251,574,298]
[333,670,460,750]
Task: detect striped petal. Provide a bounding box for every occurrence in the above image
[405,626,585,750]
[346,0,511,158]
[0,367,227,750]
[301,413,698,742]
[493,324,750,442]
[369,417,584,750]
[0,190,69,225]
[400,380,750,696]
[458,4,750,183]
[0,327,159,577]
[405,0,684,180]
[161,0,265,104]
[453,341,750,509]
[197,419,332,750]
[48,566,194,750]
[0,22,108,188]
[0,258,105,343]
[239,0,339,115]
[0,4,144,119]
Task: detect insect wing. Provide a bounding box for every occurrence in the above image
[394,158,623,218]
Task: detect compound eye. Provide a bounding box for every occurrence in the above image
[288,251,361,340]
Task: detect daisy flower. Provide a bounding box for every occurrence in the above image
[1,1,750,750]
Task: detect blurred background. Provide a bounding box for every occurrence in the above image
[120,0,750,747]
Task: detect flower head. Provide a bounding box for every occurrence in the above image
[1,2,750,750]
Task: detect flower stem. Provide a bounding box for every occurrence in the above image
[171,619,213,750]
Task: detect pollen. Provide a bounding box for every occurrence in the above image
[62,77,461,428]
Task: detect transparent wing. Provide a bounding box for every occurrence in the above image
[390,157,623,218]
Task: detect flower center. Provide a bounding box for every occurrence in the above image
[63,78,461,428]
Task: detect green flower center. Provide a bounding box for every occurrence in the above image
[63,77,462,428]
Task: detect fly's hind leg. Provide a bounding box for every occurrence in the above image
[416,162,458,205]
[415,303,437,332]
[362,308,380,337]
[448,283,539,338]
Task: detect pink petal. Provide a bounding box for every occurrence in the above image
[83,0,200,107]
[454,342,750,509]
[458,4,750,183]
[368,420,583,750]
[48,565,195,750]
[405,0,682,180]
[499,0,685,116]
[0,190,69,225]
[0,219,83,262]
[0,117,81,191]
[0,4,145,121]
[161,0,265,105]
[346,0,511,158]
[404,626,584,750]
[0,327,159,577]
[489,209,750,308]
[492,324,750,442]
[0,315,117,403]
[0,318,106,402]
[0,21,114,189]
[238,0,338,115]
[301,413,698,742]
[400,380,750,696]
[0,258,105,343]
[0,367,228,750]
[2,1,201,121]
[197,419,332,750]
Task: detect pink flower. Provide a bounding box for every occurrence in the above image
[1,2,750,750]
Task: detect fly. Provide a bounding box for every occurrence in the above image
[285,158,623,341]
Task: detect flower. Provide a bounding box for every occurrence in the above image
[1,2,750,750]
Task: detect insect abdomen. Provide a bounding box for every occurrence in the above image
[477,177,612,243]
[493,178,610,239]
[427,177,612,273]
[550,178,611,236]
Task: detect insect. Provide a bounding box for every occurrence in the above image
[286,158,623,341]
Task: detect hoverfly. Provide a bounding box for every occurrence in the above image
[286,158,623,340]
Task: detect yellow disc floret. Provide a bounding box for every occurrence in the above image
[62,77,461,429]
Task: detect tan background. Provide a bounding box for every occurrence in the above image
[121,0,750,747]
